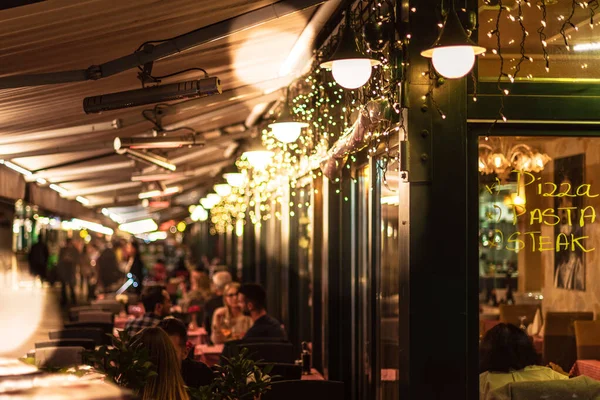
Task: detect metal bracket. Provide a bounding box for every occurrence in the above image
[400,140,410,173]
[86,65,102,80]
[137,44,157,87]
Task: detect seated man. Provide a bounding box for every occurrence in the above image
[125,285,171,336]
[238,283,286,340]
[158,317,214,389]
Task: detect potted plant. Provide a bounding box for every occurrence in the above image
[190,348,275,400]
[83,330,157,394]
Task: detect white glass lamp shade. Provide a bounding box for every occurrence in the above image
[200,194,221,210]
[431,46,476,79]
[243,150,274,170]
[214,183,232,197]
[331,59,374,89]
[223,173,245,188]
[269,121,308,143]
[191,205,208,222]
[200,198,214,209]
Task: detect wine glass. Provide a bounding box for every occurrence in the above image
[221,316,232,338]
[519,316,527,331]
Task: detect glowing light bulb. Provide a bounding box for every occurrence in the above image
[331,59,373,89]
[243,151,274,170]
[494,156,503,168]
[478,158,486,170]
[269,122,307,143]
[223,173,245,188]
[431,46,476,78]
[214,183,232,197]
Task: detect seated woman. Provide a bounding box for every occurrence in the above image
[211,282,252,344]
[479,323,568,400]
[130,327,190,400]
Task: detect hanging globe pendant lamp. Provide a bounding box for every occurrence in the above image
[421,3,485,79]
[320,10,381,89]
[268,91,309,144]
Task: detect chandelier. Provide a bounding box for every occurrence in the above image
[478,137,551,176]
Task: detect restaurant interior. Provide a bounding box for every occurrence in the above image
[1,0,600,399]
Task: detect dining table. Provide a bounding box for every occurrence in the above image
[569,360,600,380]
[194,344,224,367]
[0,358,131,399]
[301,369,325,381]
[193,345,328,382]
[187,327,208,346]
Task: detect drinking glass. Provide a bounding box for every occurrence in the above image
[519,316,527,331]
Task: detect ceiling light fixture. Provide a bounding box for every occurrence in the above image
[118,148,176,172]
[191,205,209,222]
[214,183,232,197]
[76,196,90,206]
[268,89,309,143]
[49,184,68,195]
[223,172,245,188]
[114,135,204,151]
[83,77,222,114]
[479,138,551,176]
[242,150,274,170]
[118,218,158,235]
[200,193,221,209]
[420,3,485,79]
[3,161,32,177]
[138,186,181,199]
[71,218,114,236]
[573,42,600,52]
[319,10,381,89]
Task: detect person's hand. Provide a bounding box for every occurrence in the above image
[548,362,569,376]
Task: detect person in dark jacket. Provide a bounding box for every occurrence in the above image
[28,233,48,281]
[58,238,80,306]
[97,241,123,291]
[238,283,286,340]
[158,317,214,389]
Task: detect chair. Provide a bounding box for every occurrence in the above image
[34,346,84,368]
[257,363,302,381]
[69,306,99,321]
[574,320,600,360]
[543,311,593,372]
[36,339,95,351]
[261,380,344,400]
[488,375,600,400]
[64,322,114,345]
[222,340,295,364]
[77,310,114,324]
[49,328,105,346]
[499,304,539,327]
[91,299,122,314]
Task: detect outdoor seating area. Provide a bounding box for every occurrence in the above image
[3,0,600,398]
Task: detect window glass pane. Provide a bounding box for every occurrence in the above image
[478,135,600,398]
[357,164,372,399]
[297,185,313,345]
[379,158,400,399]
[478,0,600,81]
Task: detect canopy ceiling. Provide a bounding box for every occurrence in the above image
[0,0,325,224]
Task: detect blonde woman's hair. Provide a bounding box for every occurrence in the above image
[222,282,241,312]
[131,327,190,400]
